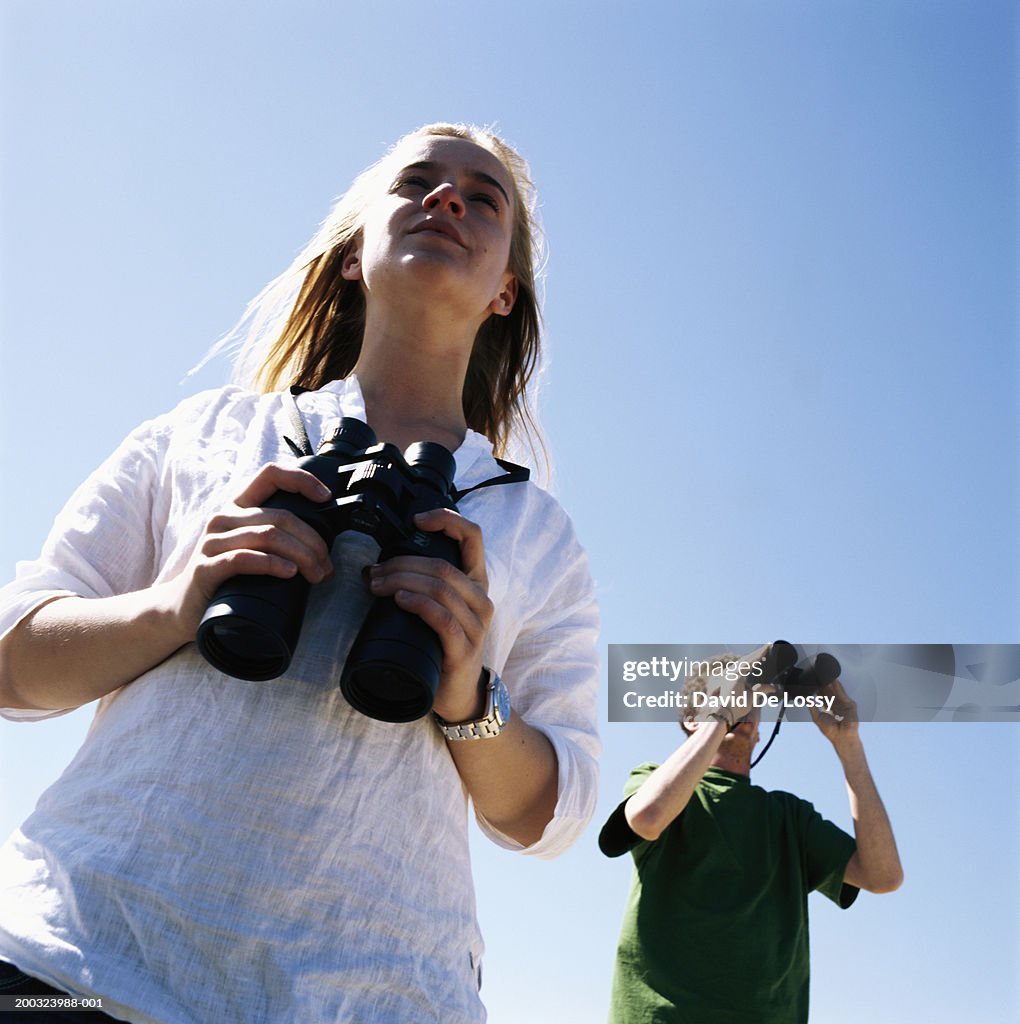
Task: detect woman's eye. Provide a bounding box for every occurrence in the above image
[395,176,429,192]
[472,193,500,212]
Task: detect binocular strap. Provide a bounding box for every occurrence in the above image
[282,386,531,496]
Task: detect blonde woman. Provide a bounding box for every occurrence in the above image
[0,124,599,1023]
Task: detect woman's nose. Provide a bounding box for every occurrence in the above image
[423,181,464,217]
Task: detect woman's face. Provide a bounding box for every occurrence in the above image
[342,134,519,326]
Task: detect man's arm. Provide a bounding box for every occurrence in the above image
[623,716,732,841]
[623,647,770,842]
[812,680,904,894]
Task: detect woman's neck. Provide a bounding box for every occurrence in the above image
[353,323,474,453]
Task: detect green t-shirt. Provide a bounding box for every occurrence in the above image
[607,764,858,1024]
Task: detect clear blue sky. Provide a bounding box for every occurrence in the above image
[1,2,1017,1021]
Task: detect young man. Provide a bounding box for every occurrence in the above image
[600,648,902,1024]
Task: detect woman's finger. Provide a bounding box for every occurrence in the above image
[233,463,332,509]
[412,509,488,587]
[369,557,491,620]
[201,518,333,584]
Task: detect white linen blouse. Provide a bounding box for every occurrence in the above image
[0,376,600,1024]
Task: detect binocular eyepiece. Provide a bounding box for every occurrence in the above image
[195,417,461,723]
[760,640,842,697]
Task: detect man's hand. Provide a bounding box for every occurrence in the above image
[810,679,859,749]
[688,643,771,729]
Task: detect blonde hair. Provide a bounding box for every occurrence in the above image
[211,123,545,460]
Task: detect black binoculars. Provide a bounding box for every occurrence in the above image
[195,417,461,723]
[749,642,843,767]
[763,641,842,697]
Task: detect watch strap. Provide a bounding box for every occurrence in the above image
[434,669,510,740]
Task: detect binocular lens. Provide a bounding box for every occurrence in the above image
[196,580,308,681]
[340,600,445,722]
[197,617,292,681]
[341,661,435,723]
[813,652,841,686]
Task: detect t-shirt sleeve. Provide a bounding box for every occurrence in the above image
[597,763,657,858]
[797,797,859,909]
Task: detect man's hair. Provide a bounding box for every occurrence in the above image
[210,122,545,462]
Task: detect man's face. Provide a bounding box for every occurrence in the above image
[721,706,761,752]
[683,682,777,752]
[729,682,785,748]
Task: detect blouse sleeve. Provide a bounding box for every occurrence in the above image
[0,416,169,721]
[472,493,601,860]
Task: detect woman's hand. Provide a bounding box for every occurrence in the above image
[0,462,339,711]
[364,507,493,723]
[164,463,337,645]
[364,507,562,845]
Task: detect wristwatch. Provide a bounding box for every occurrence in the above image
[434,668,511,740]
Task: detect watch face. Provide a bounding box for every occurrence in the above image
[494,676,511,724]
